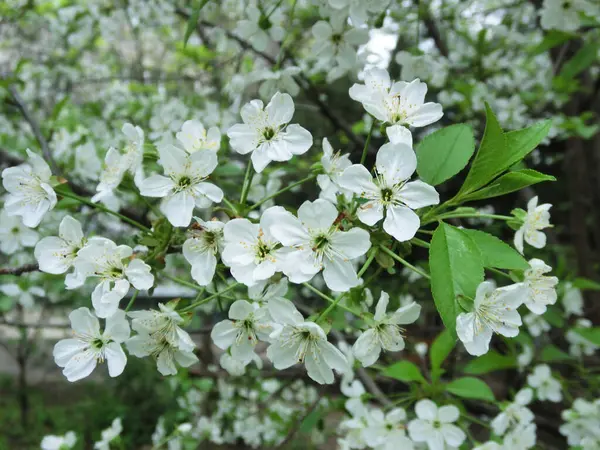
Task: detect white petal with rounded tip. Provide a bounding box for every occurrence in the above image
[399,180,439,209]
[211,320,238,349]
[323,257,360,292]
[357,200,385,226]
[139,175,174,197]
[161,191,194,227]
[331,227,371,259]
[383,205,420,242]
[105,342,127,377]
[297,199,338,231]
[376,142,417,184]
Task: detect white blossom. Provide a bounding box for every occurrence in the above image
[267,303,348,384]
[456,281,526,356]
[514,196,551,254]
[353,291,421,367]
[2,149,57,227]
[317,138,353,204]
[94,417,123,450]
[562,282,584,316]
[183,218,224,286]
[527,364,562,402]
[349,69,443,129]
[522,258,558,314]
[227,92,313,173]
[540,0,599,31]
[53,308,130,382]
[221,206,287,286]
[0,283,45,308]
[491,388,534,436]
[139,144,223,227]
[339,140,439,242]
[363,408,413,449]
[408,399,466,450]
[560,398,600,446]
[41,431,77,450]
[74,238,154,318]
[269,199,371,292]
[176,120,221,153]
[0,209,39,254]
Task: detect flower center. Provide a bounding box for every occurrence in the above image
[178,176,192,189]
[263,127,276,141]
[433,420,441,429]
[331,33,342,45]
[91,338,105,349]
[381,187,394,203]
[11,227,19,234]
[256,239,273,260]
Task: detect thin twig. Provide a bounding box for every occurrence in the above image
[0,264,39,276]
[274,396,321,449]
[7,85,61,176]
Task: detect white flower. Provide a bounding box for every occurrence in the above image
[408,399,466,450]
[2,149,57,227]
[222,206,286,286]
[349,69,443,128]
[352,291,421,367]
[560,398,600,446]
[75,238,154,318]
[176,120,221,153]
[514,196,551,254]
[522,258,558,314]
[502,423,537,450]
[41,431,77,450]
[211,300,273,364]
[311,17,368,63]
[34,215,87,287]
[127,331,198,376]
[562,282,584,316]
[227,92,313,173]
[456,281,526,356]
[266,304,348,384]
[269,199,371,292]
[339,141,439,242]
[523,313,550,337]
[540,0,598,31]
[236,6,284,52]
[0,283,45,308]
[93,123,145,203]
[182,218,224,286]
[53,307,130,382]
[527,364,562,402]
[328,0,389,26]
[128,303,195,352]
[94,417,123,450]
[566,319,599,357]
[363,408,412,449]
[139,144,223,227]
[517,345,534,371]
[317,138,353,204]
[253,66,302,99]
[0,209,39,254]
[491,388,534,436]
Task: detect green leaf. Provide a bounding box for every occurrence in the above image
[531,30,575,55]
[458,104,506,195]
[430,223,484,337]
[460,169,556,202]
[461,229,529,270]
[416,124,475,186]
[458,107,551,197]
[574,328,600,346]
[463,351,517,375]
[183,0,211,47]
[430,329,455,382]
[446,377,495,402]
[541,345,572,363]
[503,120,552,168]
[559,42,600,81]
[383,361,426,383]
[572,277,600,291]
[300,407,323,433]
[543,305,565,328]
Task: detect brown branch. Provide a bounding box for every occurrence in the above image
[0,264,39,276]
[7,85,61,176]
[420,5,449,58]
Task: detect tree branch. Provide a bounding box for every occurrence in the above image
[0,264,39,276]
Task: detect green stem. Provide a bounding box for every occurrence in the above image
[180,282,240,312]
[55,187,151,232]
[488,267,513,280]
[462,413,491,429]
[222,196,238,215]
[162,273,203,291]
[302,283,362,318]
[248,175,316,211]
[360,120,375,165]
[379,245,430,280]
[124,290,139,312]
[425,212,513,225]
[239,162,255,206]
[411,237,430,248]
[315,251,377,322]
